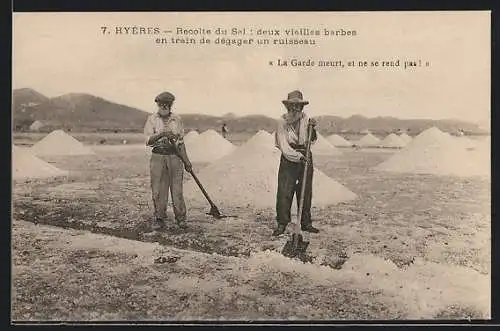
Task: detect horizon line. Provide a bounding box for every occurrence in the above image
[13,87,489,125]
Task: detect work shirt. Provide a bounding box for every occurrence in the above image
[275,112,317,163]
[143,112,185,149]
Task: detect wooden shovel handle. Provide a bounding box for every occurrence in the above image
[294,120,314,235]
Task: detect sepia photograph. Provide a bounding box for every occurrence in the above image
[11,11,491,322]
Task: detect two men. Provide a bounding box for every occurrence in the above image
[144,91,193,230]
[273,90,320,236]
[144,89,320,237]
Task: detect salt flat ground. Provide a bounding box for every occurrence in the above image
[11,133,491,321]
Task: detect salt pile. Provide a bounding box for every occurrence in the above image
[245,130,275,148]
[311,133,342,155]
[12,145,67,180]
[327,134,352,147]
[241,250,490,319]
[479,136,491,151]
[184,130,199,144]
[379,133,407,148]
[374,127,487,177]
[399,133,413,144]
[355,133,380,147]
[183,134,357,208]
[475,137,491,157]
[454,136,477,150]
[31,130,95,156]
[470,137,490,174]
[184,129,236,163]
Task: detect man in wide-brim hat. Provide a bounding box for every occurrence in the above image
[144,91,193,231]
[273,90,320,236]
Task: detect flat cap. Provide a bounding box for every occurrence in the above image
[155,91,175,103]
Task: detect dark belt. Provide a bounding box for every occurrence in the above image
[152,146,177,155]
[290,143,307,154]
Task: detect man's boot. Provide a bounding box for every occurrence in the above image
[301,225,320,233]
[272,224,287,236]
[151,216,165,231]
[176,219,188,229]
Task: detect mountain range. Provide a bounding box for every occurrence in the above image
[12,88,488,135]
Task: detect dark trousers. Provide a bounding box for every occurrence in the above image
[276,154,313,228]
[150,153,187,222]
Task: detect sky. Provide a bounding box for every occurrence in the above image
[12,11,490,124]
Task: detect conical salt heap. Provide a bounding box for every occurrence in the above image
[327,134,352,147]
[470,137,490,175]
[184,129,236,163]
[379,133,407,148]
[454,136,477,150]
[374,127,487,177]
[312,133,342,155]
[246,130,276,149]
[475,137,491,158]
[12,145,68,180]
[356,133,380,147]
[183,134,357,208]
[399,133,413,144]
[183,130,200,144]
[31,130,95,156]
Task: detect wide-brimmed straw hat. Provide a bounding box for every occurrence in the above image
[282,90,309,106]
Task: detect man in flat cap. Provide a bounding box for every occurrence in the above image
[144,91,193,230]
[273,90,320,236]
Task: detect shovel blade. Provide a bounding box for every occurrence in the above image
[207,205,226,219]
[281,233,310,260]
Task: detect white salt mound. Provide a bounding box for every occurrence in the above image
[185,129,236,163]
[31,130,95,156]
[355,133,380,147]
[454,136,477,150]
[312,133,342,155]
[379,133,407,148]
[184,130,200,144]
[399,133,413,143]
[244,130,275,148]
[469,137,490,175]
[327,134,352,147]
[374,127,487,177]
[184,136,357,208]
[12,146,68,180]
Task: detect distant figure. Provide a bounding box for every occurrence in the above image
[122,139,128,145]
[221,123,229,139]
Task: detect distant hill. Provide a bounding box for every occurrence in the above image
[13,88,51,128]
[13,89,150,131]
[181,114,277,133]
[12,88,488,135]
[13,88,49,107]
[315,114,487,136]
[222,112,238,119]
